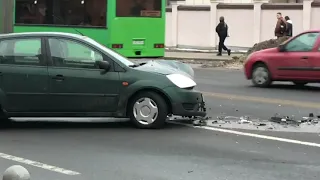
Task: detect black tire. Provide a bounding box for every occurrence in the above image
[128,91,168,129]
[251,63,272,88]
[0,108,11,129]
[293,81,308,86]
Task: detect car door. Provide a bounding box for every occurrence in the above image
[46,37,121,114]
[305,34,320,79]
[0,37,49,113]
[273,32,319,79]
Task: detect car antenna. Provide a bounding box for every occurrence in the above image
[52,14,85,36]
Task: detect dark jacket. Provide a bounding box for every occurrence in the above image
[216,21,228,38]
[275,17,287,37]
[285,20,293,37]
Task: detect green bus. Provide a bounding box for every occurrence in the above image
[12,0,166,58]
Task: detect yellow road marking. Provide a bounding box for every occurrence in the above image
[202,92,320,109]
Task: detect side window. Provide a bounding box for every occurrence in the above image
[285,32,319,52]
[48,38,104,69]
[15,0,107,27]
[116,0,161,17]
[0,38,43,66]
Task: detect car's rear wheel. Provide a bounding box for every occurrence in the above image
[293,81,308,86]
[0,107,11,129]
[128,91,168,129]
[251,64,272,87]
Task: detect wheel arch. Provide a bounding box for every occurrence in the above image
[126,88,173,116]
[0,88,7,118]
[250,60,270,78]
[0,88,6,110]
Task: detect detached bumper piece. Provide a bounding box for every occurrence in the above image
[199,97,206,113]
[172,94,207,117]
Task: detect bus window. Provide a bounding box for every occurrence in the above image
[116,0,162,17]
[15,0,107,27]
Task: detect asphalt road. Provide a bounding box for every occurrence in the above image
[0,67,320,180]
[0,122,320,180]
[195,68,320,121]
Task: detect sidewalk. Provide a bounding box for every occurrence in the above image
[164,51,243,61]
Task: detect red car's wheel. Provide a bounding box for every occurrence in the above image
[251,64,272,87]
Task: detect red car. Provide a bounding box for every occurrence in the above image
[244,30,320,87]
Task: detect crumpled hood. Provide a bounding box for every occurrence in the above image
[133,60,194,79]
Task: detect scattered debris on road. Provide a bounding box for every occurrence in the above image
[168,111,320,133]
[206,112,320,133]
[168,114,211,127]
[269,113,320,126]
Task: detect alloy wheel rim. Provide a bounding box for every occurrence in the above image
[133,97,159,125]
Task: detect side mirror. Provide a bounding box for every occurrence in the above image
[278,44,286,52]
[96,60,110,71]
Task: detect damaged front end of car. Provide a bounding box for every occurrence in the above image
[179,94,209,126]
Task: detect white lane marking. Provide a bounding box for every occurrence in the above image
[0,152,81,175]
[171,122,320,148]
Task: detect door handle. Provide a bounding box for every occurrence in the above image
[52,74,65,80]
[301,56,308,59]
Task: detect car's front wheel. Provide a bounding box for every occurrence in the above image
[128,91,168,129]
[251,64,272,87]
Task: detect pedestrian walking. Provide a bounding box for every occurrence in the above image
[284,16,293,37]
[215,16,231,56]
[274,12,287,38]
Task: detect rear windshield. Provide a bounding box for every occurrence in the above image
[116,0,161,17]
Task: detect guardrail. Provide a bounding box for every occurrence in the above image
[2,165,30,180]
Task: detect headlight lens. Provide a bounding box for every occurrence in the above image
[166,74,197,88]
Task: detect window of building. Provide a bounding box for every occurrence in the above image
[15,0,107,27]
[0,38,44,66]
[48,38,104,69]
[285,32,319,52]
[116,0,162,17]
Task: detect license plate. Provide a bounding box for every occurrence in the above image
[133,41,144,45]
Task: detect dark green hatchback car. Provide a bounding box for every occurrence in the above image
[0,32,206,129]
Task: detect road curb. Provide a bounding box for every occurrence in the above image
[163,57,232,62]
[165,49,247,54]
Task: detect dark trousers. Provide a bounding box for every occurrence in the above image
[218,36,228,54]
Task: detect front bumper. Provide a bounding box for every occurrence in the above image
[163,86,206,117]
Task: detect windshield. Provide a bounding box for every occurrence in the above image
[83,36,135,66]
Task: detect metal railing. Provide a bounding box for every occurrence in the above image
[2,165,30,180]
